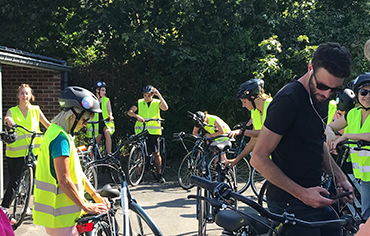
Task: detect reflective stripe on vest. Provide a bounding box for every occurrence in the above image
[327,100,337,125]
[204,115,230,142]
[345,107,370,181]
[86,97,115,138]
[134,98,162,135]
[6,105,42,157]
[251,98,272,130]
[33,124,84,228]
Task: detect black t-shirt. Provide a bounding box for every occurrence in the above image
[264,80,328,201]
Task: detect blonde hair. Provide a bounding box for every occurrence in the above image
[17,84,35,102]
[365,39,370,62]
[52,108,94,133]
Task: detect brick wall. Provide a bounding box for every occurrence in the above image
[2,64,62,126]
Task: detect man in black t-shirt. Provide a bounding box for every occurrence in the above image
[251,42,354,236]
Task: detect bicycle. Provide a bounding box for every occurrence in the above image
[1,124,43,230]
[80,129,163,236]
[189,175,363,236]
[126,118,166,186]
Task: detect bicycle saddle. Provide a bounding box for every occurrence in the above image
[209,140,232,153]
[85,184,120,200]
[215,209,270,235]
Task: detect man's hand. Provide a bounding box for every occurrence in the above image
[298,186,337,208]
[136,115,145,123]
[84,202,109,215]
[336,180,354,204]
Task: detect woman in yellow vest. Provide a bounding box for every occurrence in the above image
[33,86,110,235]
[326,73,370,219]
[227,78,272,167]
[86,81,115,154]
[127,85,168,183]
[192,111,231,141]
[2,84,50,221]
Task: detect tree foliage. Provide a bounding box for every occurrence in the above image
[1,0,370,158]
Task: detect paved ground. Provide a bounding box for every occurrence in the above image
[9,163,262,236]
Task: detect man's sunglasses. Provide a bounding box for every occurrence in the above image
[313,73,342,93]
[359,89,370,96]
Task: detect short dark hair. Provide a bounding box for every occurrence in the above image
[312,42,352,79]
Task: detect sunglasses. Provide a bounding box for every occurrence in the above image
[313,73,342,93]
[359,89,370,96]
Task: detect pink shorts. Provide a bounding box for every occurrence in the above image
[45,226,79,236]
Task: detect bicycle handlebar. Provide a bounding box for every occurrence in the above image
[7,124,43,136]
[87,118,110,125]
[173,131,229,142]
[340,140,370,151]
[110,129,149,157]
[190,175,362,230]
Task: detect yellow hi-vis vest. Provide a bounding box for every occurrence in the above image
[204,115,231,142]
[134,98,162,135]
[6,105,42,157]
[86,96,115,138]
[33,123,85,228]
[327,100,337,125]
[345,107,370,181]
[251,98,272,130]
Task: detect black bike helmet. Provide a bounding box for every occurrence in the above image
[59,86,101,113]
[193,111,205,128]
[353,73,370,94]
[1,129,17,144]
[143,85,154,93]
[59,86,102,135]
[94,81,107,89]
[237,79,264,99]
[336,88,356,112]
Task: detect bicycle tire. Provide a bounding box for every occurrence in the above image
[251,168,266,198]
[91,220,111,236]
[152,137,167,181]
[129,200,163,236]
[178,148,203,190]
[12,166,33,230]
[257,180,269,205]
[208,155,237,192]
[234,156,252,194]
[85,164,98,189]
[127,144,146,186]
[197,186,207,236]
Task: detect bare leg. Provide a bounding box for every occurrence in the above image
[153,151,162,174]
[103,127,112,153]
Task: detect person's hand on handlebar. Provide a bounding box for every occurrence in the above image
[298,186,337,208]
[330,135,347,151]
[228,130,241,139]
[136,115,145,123]
[3,116,15,128]
[336,180,354,205]
[108,114,114,121]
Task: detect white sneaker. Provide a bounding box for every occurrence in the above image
[26,207,31,215]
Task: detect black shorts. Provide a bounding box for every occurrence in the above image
[146,135,160,153]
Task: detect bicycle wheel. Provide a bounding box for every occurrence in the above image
[251,168,266,198]
[257,180,269,206]
[91,221,111,236]
[197,186,207,236]
[178,148,203,190]
[85,164,98,189]
[129,200,163,236]
[234,156,252,194]
[127,144,146,186]
[208,155,237,191]
[152,137,167,181]
[12,166,33,230]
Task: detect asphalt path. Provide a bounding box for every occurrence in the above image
[12,175,261,236]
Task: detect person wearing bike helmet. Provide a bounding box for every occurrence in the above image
[327,73,370,219]
[86,81,115,155]
[226,78,272,167]
[327,88,356,127]
[127,85,168,183]
[252,42,353,236]
[33,86,110,235]
[192,111,231,141]
[1,84,50,224]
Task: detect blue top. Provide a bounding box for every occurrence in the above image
[49,133,70,179]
